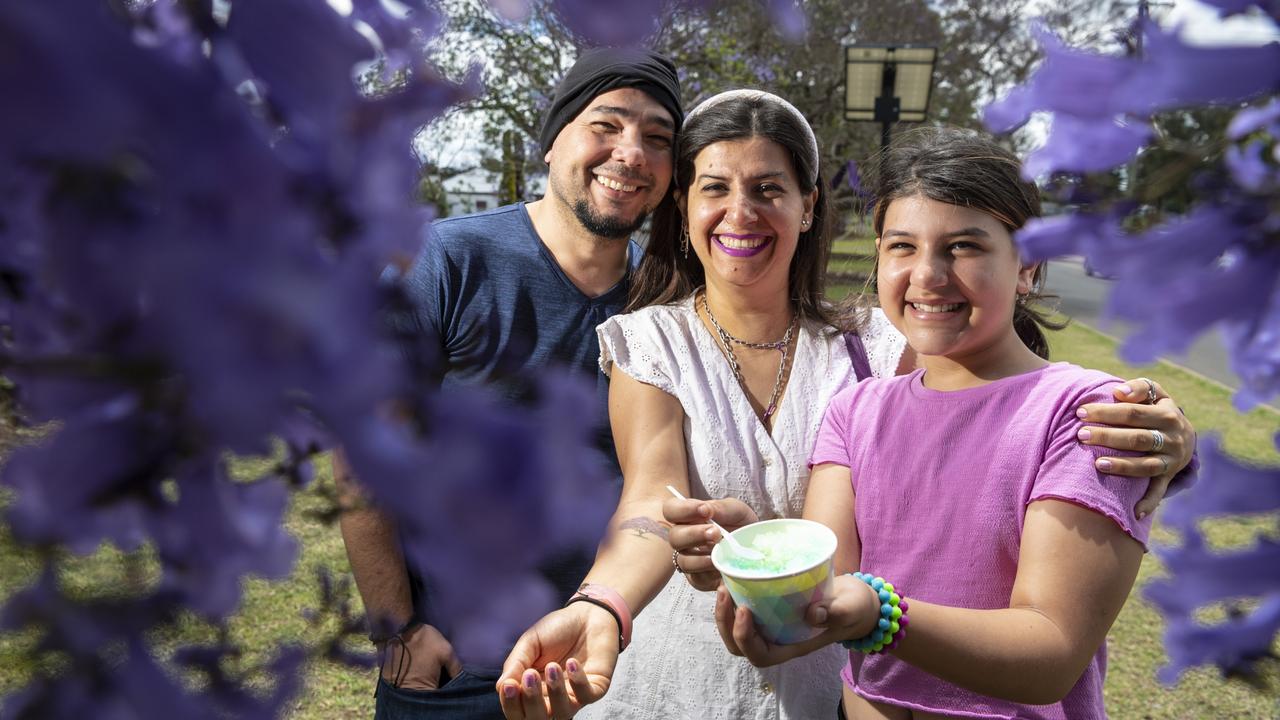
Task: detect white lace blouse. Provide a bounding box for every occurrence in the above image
[578,296,906,720]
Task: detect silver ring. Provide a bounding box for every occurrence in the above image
[1150,429,1166,453]
[672,549,686,574]
[1137,377,1158,404]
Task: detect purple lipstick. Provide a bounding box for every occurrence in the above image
[714,233,772,258]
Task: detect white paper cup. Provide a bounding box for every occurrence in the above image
[711,518,837,645]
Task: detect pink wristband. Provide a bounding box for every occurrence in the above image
[567,583,633,652]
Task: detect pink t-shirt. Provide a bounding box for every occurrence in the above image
[810,362,1152,720]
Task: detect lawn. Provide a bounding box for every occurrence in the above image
[1,312,1279,718]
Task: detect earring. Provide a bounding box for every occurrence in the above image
[681,224,690,258]
[801,217,811,229]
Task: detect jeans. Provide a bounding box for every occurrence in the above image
[374,667,503,720]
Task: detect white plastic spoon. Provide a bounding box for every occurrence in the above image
[665,485,764,561]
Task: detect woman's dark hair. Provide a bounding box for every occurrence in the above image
[625,92,841,329]
[865,126,1065,359]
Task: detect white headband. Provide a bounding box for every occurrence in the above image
[683,89,820,183]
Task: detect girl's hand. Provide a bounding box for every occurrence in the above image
[663,497,758,592]
[1076,377,1197,518]
[713,575,880,667]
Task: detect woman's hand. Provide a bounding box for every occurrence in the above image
[496,603,619,720]
[713,574,880,667]
[663,497,759,592]
[1077,377,1197,518]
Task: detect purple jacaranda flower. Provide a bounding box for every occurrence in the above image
[984,26,1134,133]
[1152,586,1280,683]
[147,460,298,619]
[1157,435,1280,531]
[383,373,615,662]
[986,23,1280,177]
[545,0,665,45]
[1228,97,1280,139]
[127,0,204,65]
[1016,205,1279,388]
[1221,264,1280,410]
[994,1,1280,686]
[2,400,170,554]
[348,0,442,77]
[1225,140,1276,192]
[766,0,808,42]
[1023,114,1151,178]
[2,0,627,716]
[1145,529,1280,615]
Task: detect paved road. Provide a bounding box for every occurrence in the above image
[1044,258,1248,396]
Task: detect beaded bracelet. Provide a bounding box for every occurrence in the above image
[839,572,909,654]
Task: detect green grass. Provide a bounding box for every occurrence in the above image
[1046,322,1280,718]
[832,236,877,256]
[2,312,1279,718]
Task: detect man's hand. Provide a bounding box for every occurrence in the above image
[495,603,619,719]
[381,623,463,690]
[1076,377,1197,518]
[663,496,759,592]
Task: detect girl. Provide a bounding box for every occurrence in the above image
[715,126,1153,719]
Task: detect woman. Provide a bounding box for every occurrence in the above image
[496,90,1194,720]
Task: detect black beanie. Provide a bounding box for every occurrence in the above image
[538,47,683,157]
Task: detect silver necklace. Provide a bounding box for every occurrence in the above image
[700,290,798,421]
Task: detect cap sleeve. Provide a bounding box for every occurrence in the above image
[1029,382,1154,548]
[596,312,676,395]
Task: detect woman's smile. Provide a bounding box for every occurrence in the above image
[714,233,773,257]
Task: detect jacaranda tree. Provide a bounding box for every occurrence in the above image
[0,1,626,717]
[984,1,1280,683]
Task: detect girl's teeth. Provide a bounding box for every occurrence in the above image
[913,302,962,313]
[717,235,766,249]
[596,176,637,192]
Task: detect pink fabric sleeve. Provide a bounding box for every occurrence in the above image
[1028,384,1154,548]
[809,384,858,469]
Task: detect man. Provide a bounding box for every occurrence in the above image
[336,47,683,720]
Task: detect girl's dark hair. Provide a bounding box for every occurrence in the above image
[866,126,1064,359]
[626,92,841,329]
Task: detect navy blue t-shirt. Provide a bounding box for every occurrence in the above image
[402,203,638,430]
[397,203,640,648]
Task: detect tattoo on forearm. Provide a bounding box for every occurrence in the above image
[620,516,671,541]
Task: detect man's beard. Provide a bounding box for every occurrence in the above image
[573,199,649,240]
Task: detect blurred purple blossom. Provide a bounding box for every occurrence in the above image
[547,0,667,46]
[766,0,808,42]
[990,3,1280,684]
[0,0,620,715]
[1144,436,1280,681]
[1228,96,1280,139]
[1022,114,1151,179]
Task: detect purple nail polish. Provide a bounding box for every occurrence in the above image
[1076,407,1088,419]
[567,659,579,674]
[548,666,560,682]
[1098,458,1113,471]
[503,684,518,699]
[525,673,537,689]
[1077,428,1092,441]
